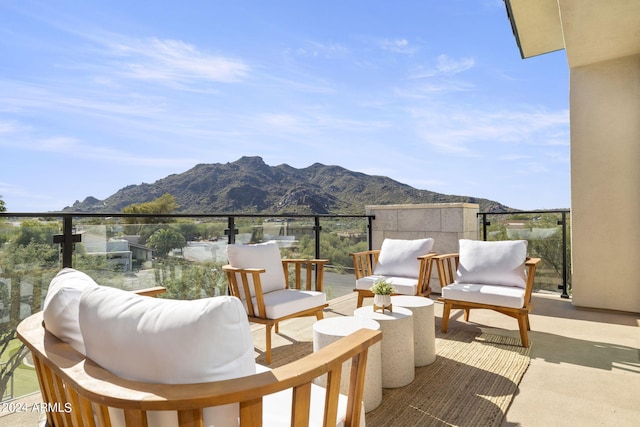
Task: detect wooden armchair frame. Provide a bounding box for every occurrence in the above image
[223,259,329,364]
[435,253,541,347]
[18,307,381,427]
[350,249,436,308]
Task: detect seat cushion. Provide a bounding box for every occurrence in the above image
[250,288,326,319]
[79,286,255,427]
[355,275,419,296]
[42,268,99,354]
[373,238,434,278]
[456,239,528,288]
[441,282,526,309]
[227,240,286,298]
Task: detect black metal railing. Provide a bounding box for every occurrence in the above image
[478,210,571,298]
[0,209,571,403]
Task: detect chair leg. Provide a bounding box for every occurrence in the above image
[464,308,471,322]
[356,292,364,308]
[316,311,324,321]
[265,324,273,364]
[517,314,530,348]
[441,302,451,333]
[274,321,279,334]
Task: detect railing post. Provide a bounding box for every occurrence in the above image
[559,211,570,299]
[313,216,321,260]
[225,216,237,244]
[367,216,374,251]
[52,215,81,268]
[481,213,490,241]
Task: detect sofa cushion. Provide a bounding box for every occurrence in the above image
[441,282,526,309]
[355,275,419,296]
[227,241,285,298]
[373,238,434,278]
[79,286,255,427]
[456,239,528,288]
[249,288,326,319]
[42,268,99,354]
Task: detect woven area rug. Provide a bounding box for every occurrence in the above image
[365,329,531,427]
[257,326,531,427]
[253,294,531,427]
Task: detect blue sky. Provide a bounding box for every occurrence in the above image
[0,0,570,212]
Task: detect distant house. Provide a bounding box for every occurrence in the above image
[77,226,153,271]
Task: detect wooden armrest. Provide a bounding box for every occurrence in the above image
[222,265,267,274]
[349,249,380,257]
[526,257,542,266]
[132,286,167,297]
[282,258,329,265]
[433,253,459,261]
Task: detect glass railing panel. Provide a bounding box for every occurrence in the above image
[0,216,62,402]
[317,217,369,300]
[74,217,231,300]
[479,211,571,294]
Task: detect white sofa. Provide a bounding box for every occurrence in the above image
[29,268,377,427]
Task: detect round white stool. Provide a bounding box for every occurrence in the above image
[353,305,414,388]
[313,316,382,412]
[391,295,436,366]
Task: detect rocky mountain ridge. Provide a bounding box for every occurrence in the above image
[64,156,513,214]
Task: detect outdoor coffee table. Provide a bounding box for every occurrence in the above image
[312,316,382,412]
[353,305,414,388]
[391,295,436,366]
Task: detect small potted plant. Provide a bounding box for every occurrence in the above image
[369,279,395,312]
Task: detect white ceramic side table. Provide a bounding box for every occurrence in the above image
[391,295,436,366]
[312,316,383,412]
[353,305,414,388]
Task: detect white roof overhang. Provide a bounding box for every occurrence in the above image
[505,0,640,68]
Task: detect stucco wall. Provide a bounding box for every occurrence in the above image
[365,203,479,292]
[570,54,640,313]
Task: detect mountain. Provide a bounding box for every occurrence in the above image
[63,156,513,214]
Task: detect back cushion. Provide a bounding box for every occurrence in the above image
[227,241,285,298]
[373,238,434,278]
[79,287,256,427]
[42,268,99,354]
[456,239,528,288]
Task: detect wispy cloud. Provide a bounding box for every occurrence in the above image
[380,38,418,55]
[290,40,349,58]
[104,37,250,85]
[411,54,475,79]
[411,107,569,156]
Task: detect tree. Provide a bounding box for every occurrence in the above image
[0,220,59,399]
[147,228,186,257]
[0,195,6,212]
[155,260,227,300]
[122,193,179,236]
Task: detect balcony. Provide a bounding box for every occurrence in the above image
[0,208,638,426]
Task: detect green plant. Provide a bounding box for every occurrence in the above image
[369,279,395,295]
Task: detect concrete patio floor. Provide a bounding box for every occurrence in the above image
[253,291,640,427]
[2,291,639,426]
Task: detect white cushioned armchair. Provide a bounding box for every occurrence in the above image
[435,239,541,347]
[223,241,329,364]
[351,238,436,308]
